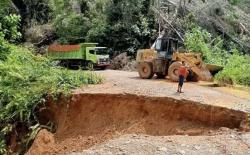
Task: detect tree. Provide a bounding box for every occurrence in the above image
[102,0,157,54]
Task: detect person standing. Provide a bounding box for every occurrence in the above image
[177,61,188,93]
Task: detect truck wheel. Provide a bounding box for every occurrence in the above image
[156,73,166,79]
[59,60,69,68]
[87,61,94,70]
[138,62,154,79]
[168,62,182,82]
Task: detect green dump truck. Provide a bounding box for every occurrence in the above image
[47,43,110,69]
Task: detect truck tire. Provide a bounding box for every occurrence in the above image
[156,73,166,79]
[59,60,69,68]
[87,61,94,70]
[168,62,182,82]
[138,62,154,79]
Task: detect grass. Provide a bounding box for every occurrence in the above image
[0,44,103,153]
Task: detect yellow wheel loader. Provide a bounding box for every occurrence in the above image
[136,37,213,82]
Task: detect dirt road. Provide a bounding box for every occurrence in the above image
[73,132,250,155]
[79,70,250,112]
[27,70,250,155]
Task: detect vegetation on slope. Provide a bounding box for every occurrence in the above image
[185,27,250,86]
[0,12,102,154]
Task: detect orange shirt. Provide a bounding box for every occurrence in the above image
[179,66,187,76]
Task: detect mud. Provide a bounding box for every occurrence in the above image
[27,93,248,155]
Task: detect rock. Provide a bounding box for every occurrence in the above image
[181,144,186,147]
[157,147,168,152]
[179,150,186,155]
[230,135,235,139]
[111,53,129,70]
[118,147,123,151]
[125,141,131,144]
[219,127,230,132]
[194,145,200,150]
[25,24,55,49]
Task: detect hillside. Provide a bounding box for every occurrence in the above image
[4,0,249,54]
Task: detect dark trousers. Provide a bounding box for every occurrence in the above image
[179,75,184,87]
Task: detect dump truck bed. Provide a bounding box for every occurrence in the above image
[48,44,82,60]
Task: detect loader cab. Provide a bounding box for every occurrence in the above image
[155,38,178,60]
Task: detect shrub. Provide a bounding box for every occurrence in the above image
[184,27,230,66]
[0,14,21,61]
[1,14,22,42]
[185,27,250,86]
[229,0,240,5]
[215,54,250,86]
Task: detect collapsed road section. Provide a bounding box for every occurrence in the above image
[27,93,249,155]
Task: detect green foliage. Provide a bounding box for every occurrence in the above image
[229,0,240,5]
[21,0,52,25]
[55,13,91,44]
[1,14,22,42]
[51,0,91,43]
[215,54,250,86]
[0,14,21,61]
[0,139,6,155]
[185,27,250,86]
[86,16,108,45]
[184,27,230,66]
[51,0,156,53]
[100,0,157,54]
[0,0,10,14]
[0,44,103,151]
[238,0,250,14]
[0,32,9,61]
[184,27,211,55]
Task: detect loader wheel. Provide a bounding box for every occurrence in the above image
[156,73,166,79]
[168,62,182,82]
[138,62,154,79]
[186,70,199,82]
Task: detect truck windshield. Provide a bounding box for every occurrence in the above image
[95,48,108,55]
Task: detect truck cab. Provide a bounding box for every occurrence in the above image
[87,47,110,69]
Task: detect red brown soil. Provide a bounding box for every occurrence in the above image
[26,129,55,155]
[48,44,80,52]
[27,94,247,155]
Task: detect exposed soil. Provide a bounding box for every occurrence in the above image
[26,70,250,155]
[27,93,249,155]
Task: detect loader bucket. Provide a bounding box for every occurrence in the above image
[206,64,224,75]
[192,65,213,81]
[173,52,213,82]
